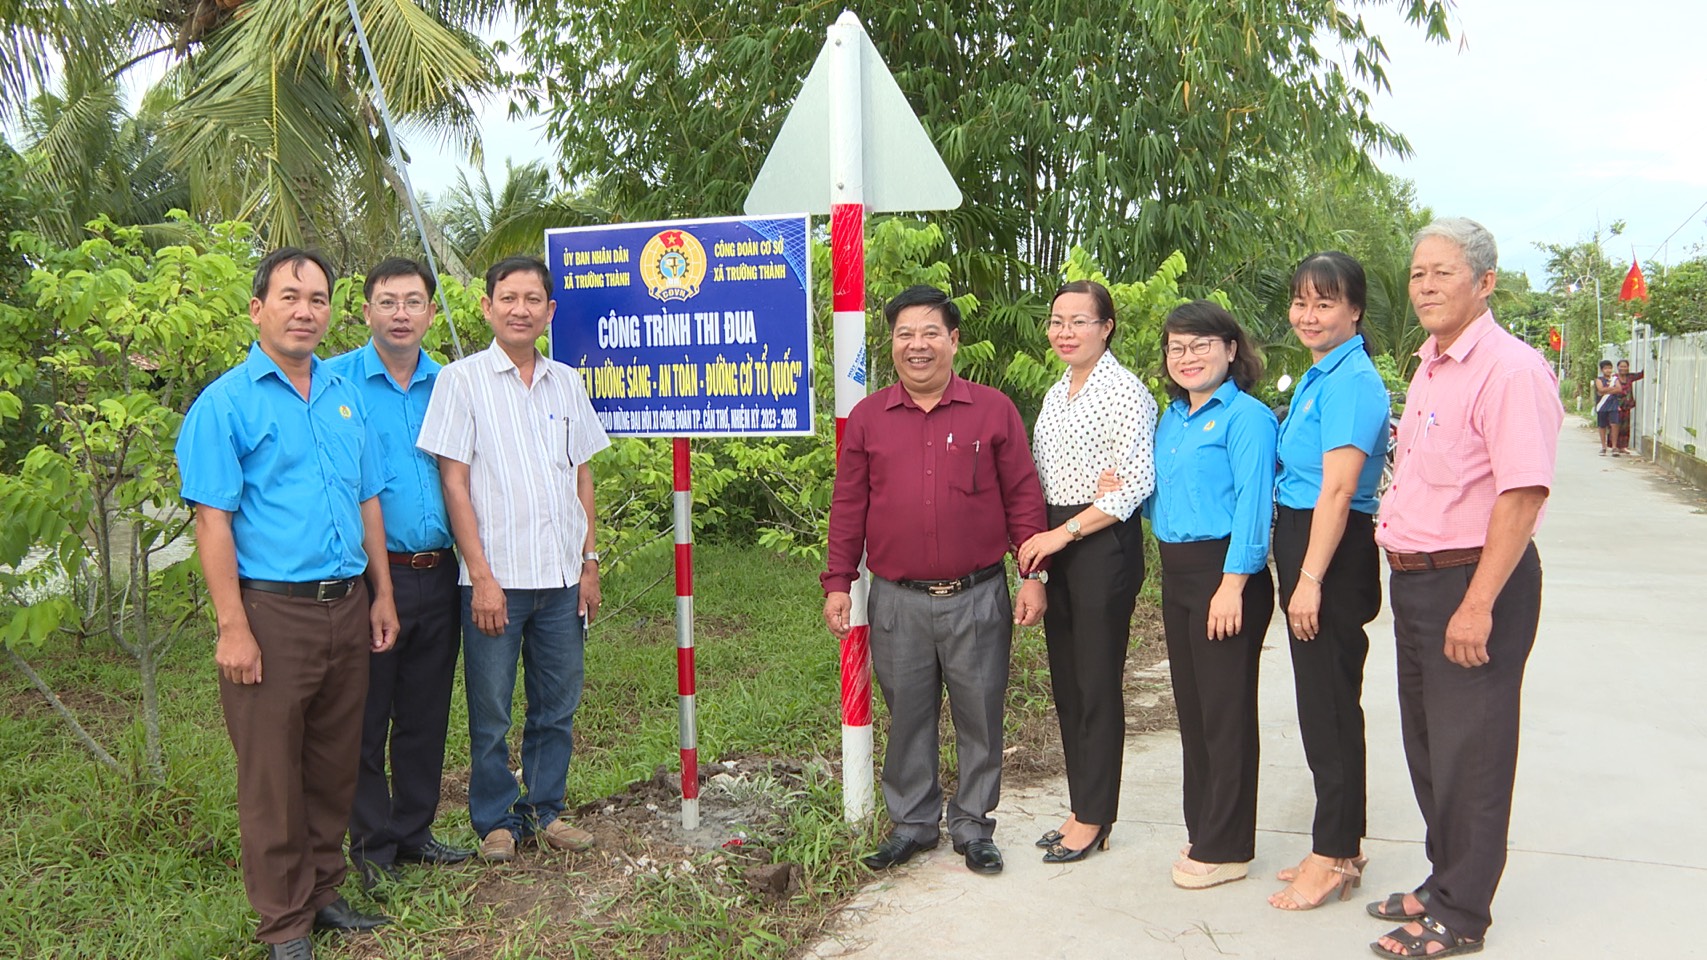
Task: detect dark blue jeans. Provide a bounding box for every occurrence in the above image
[462,585,585,840]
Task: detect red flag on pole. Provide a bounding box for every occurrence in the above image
[1548,327,1562,352]
[1620,260,1649,301]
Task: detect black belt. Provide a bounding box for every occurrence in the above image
[388,549,454,569]
[895,563,1005,598]
[238,577,360,602]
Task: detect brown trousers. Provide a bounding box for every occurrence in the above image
[221,582,371,943]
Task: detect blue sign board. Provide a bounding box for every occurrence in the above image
[545,215,813,437]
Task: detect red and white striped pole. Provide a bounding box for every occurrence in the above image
[829,12,874,822]
[672,436,699,829]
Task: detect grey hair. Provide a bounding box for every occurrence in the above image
[1413,217,1498,278]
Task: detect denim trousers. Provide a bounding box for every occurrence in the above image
[462,584,585,840]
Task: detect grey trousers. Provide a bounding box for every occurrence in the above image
[868,574,1012,845]
[1391,542,1541,940]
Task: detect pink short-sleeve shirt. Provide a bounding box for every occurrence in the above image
[1376,311,1563,553]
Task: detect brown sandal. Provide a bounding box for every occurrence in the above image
[1270,857,1361,911]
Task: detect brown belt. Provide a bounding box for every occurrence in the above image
[1385,548,1482,572]
[388,549,454,569]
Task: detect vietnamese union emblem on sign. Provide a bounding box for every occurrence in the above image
[640,229,707,302]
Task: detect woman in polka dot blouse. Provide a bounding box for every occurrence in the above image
[1016,280,1157,864]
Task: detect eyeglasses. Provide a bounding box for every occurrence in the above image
[1046,315,1108,333]
[371,297,431,315]
[1164,337,1227,359]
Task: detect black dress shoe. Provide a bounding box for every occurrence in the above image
[354,859,400,894]
[312,896,391,932]
[268,938,313,960]
[953,838,1004,875]
[861,833,939,870]
[396,837,475,865]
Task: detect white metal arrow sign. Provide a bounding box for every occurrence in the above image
[744,11,962,216]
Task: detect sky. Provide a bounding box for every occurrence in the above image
[1357,0,1707,282]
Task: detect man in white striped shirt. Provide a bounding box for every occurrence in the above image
[416,256,611,863]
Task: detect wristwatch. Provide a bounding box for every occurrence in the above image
[1065,519,1083,540]
[582,550,600,564]
[1021,570,1049,583]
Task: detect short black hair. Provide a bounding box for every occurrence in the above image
[1599,360,1614,370]
[882,284,960,331]
[363,257,436,300]
[253,248,336,301]
[1160,300,1265,400]
[484,255,552,298]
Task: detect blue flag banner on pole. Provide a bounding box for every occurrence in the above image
[545,215,814,437]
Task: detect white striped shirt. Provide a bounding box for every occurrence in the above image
[416,342,611,589]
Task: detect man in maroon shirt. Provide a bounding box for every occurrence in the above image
[822,285,1048,876]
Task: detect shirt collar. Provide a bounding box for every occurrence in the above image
[1308,333,1367,378]
[1418,310,1497,364]
[1055,349,1123,392]
[244,341,324,386]
[1168,377,1242,418]
[357,339,440,388]
[885,374,973,410]
[482,339,553,380]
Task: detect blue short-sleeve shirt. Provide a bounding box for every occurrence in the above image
[1276,335,1391,514]
[177,343,387,581]
[324,341,452,554]
[1145,379,1278,574]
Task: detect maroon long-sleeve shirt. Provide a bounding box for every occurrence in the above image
[821,376,1048,594]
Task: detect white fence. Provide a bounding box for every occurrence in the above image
[1617,326,1706,464]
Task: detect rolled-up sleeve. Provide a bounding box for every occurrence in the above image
[1224,403,1278,574]
[177,392,242,512]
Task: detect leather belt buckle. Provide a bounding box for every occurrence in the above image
[926,581,958,598]
[408,551,437,569]
[315,579,350,602]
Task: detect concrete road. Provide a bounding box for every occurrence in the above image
[809,420,1707,959]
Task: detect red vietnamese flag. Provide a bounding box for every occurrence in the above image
[1620,260,1648,301]
[1548,327,1562,352]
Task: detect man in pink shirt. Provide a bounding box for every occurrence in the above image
[822,285,1048,876]
[1368,219,1563,959]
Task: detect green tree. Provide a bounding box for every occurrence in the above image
[2,0,501,273]
[0,217,255,781]
[1642,257,1707,335]
[515,0,1450,313]
[15,73,190,247]
[431,159,609,266]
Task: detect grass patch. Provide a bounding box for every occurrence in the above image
[1,543,1173,958]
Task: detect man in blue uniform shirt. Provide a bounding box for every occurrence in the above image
[326,258,472,892]
[177,248,400,960]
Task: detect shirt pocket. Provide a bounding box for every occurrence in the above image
[946,438,985,495]
[1413,419,1470,488]
[321,414,366,494]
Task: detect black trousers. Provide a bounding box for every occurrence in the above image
[1273,506,1381,858]
[1158,538,1273,864]
[348,560,461,865]
[1042,504,1145,825]
[1391,542,1541,940]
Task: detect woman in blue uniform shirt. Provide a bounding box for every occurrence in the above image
[1146,300,1278,890]
[1267,252,1390,910]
